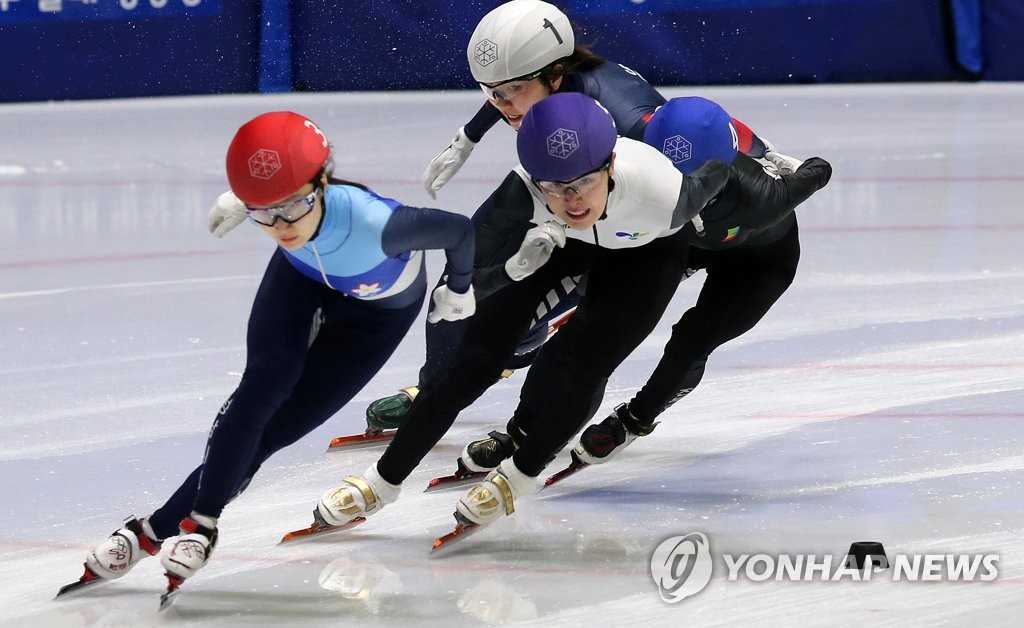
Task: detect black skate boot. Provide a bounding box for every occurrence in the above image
[461,431,518,472]
[460,415,527,472]
[365,385,418,431]
[573,403,657,464]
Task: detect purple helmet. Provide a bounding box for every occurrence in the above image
[516,93,617,182]
[643,97,738,175]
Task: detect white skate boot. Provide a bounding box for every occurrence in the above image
[456,458,537,526]
[573,403,657,465]
[85,516,161,579]
[161,514,218,581]
[316,463,401,526]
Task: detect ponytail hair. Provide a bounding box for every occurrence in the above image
[314,157,371,192]
[540,43,605,87]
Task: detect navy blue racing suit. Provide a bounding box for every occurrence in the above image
[147,183,474,538]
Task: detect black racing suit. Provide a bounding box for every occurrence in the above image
[376,155,830,483]
[626,155,832,424]
[504,155,833,474]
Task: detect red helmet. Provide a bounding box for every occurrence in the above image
[225,111,330,205]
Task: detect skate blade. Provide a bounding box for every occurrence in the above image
[158,574,184,611]
[423,470,488,492]
[54,565,104,599]
[278,516,366,545]
[542,456,588,489]
[424,458,489,492]
[326,430,395,452]
[431,516,484,554]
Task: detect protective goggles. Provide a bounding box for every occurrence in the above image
[245,189,319,226]
[478,70,544,101]
[532,162,611,199]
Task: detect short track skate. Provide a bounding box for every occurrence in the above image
[54,565,106,599]
[279,514,367,545]
[326,428,395,452]
[431,512,485,554]
[542,451,588,489]
[424,459,488,492]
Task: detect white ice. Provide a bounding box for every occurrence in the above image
[1,83,1022,626]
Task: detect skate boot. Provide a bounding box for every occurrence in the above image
[85,516,161,580]
[316,463,401,526]
[456,459,537,526]
[573,403,657,465]
[365,386,418,431]
[459,416,527,472]
[161,514,218,582]
[460,430,519,473]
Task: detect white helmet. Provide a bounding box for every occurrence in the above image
[468,0,575,84]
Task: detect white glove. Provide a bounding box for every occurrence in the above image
[422,126,476,199]
[761,138,804,174]
[207,191,247,238]
[427,284,476,323]
[504,222,566,282]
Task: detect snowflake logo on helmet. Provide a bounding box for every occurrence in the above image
[546,128,579,159]
[662,135,693,165]
[474,39,498,67]
[248,149,282,180]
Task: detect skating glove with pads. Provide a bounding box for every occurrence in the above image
[207,191,247,238]
[427,284,476,323]
[422,126,476,199]
[505,222,566,282]
[761,138,804,174]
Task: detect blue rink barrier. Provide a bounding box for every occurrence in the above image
[0,0,259,102]
[291,0,959,91]
[567,0,957,84]
[0,0,1020,104]
[980,0,1024,81]
[287,0,1017,91]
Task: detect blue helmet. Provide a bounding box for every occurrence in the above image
[643,97,738,174]
[516,92,617,182]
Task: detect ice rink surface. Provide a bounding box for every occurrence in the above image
[1,82,1022,626]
